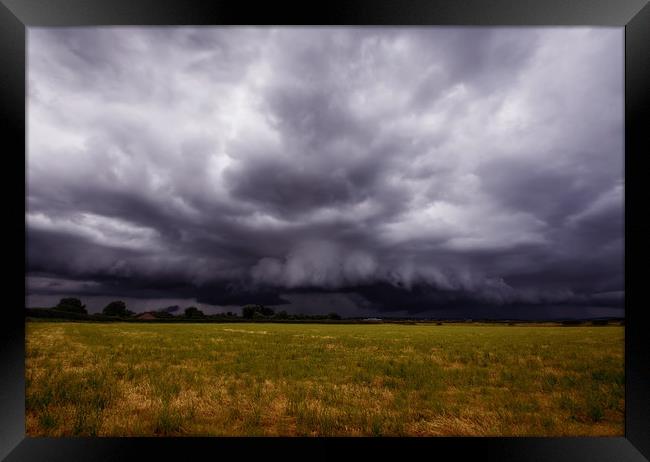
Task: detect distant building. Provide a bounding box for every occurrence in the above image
[362,317,383,323]
[135,312,156,320]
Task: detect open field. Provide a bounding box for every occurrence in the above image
[25,322,624,436]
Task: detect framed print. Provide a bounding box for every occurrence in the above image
[1,0,649,460]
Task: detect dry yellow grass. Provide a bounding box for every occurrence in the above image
[25,322,624,436]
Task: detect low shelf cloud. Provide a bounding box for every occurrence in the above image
[27,27,623,318]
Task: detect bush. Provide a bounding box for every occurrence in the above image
[54,298,87,314]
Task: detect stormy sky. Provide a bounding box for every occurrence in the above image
[26,27,624,318]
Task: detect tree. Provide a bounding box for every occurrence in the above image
[184,306,204,318]
[242,304,274,318]
[275,310,289,319]
[260,306,275,317]
[55,298,87,314]
[102,300,129,317]
[327,312,341,320]
[242,304,259,319]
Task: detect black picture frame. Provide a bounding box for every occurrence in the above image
[2,1,649,460]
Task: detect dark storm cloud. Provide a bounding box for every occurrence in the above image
[27,27,624,316]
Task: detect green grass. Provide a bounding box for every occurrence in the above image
[25,322,624,436]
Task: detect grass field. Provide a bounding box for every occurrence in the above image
[25,322,624,436]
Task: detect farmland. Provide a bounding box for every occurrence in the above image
[25,322,624,436]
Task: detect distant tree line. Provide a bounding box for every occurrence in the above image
[27,298,623,325]
[27,298,343,322]
[241,304,341,320]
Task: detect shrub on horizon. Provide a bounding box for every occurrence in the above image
[54,298,87,314]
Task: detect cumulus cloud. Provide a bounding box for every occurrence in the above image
[26,27,624,317]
